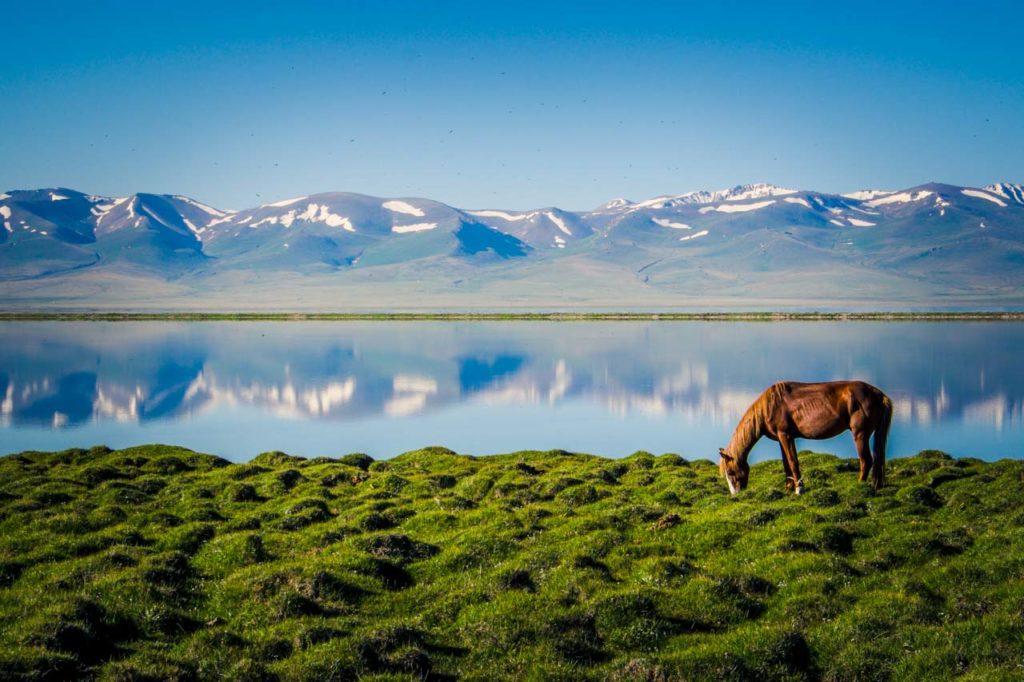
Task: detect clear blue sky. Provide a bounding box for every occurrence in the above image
[2,1,1021,210]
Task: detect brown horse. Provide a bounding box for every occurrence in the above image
[719,380,893,495]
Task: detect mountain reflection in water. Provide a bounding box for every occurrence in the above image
[2,321,1022,461]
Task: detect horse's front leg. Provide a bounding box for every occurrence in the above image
[779,435,804,495]
[779,443,795,492]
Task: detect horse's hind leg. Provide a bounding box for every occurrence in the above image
[854,430,873,483]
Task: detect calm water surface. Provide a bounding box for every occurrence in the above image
[1,321,1022,462]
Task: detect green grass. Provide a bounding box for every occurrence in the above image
[1,445,1023,681]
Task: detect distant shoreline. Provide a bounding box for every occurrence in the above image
[1,311,1023,321]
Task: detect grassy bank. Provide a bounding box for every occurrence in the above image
[1,446,1022,681]
[1,312,1023,321]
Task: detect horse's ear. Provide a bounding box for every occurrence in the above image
[719,448,732,461]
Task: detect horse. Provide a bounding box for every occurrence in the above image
[718,380,893,495]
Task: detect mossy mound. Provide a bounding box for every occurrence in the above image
[1,446,1023,680]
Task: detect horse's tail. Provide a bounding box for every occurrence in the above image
[872,394,893,489]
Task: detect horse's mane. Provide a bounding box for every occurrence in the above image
[727,383,783,460]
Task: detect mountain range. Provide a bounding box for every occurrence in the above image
[2,182,1022,310]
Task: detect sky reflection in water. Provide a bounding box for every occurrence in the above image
[1,321,1021,462]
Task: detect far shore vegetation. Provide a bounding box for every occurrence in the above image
[1,311,1023,322]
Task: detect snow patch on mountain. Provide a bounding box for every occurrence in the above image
[263,196,307,208]
[49,193,68,201]
[842,190,894,201]
[961,189,1007,207]
[309,204,354,230]
[392,222,437,234]
[382,200,425,217]
[847,218,876,227]
[679,229,709,242]
[784,197,812,209]
[698,200,776,214]
[207,215,235,227]
[175,196,228,217]
[864,191,934,208]
[546,212,572,236]
[652,217,692,229]
[1,205,11,233]
[132,200,195,238]
[261,203,355,231]
[92,197,128,223]
[468,210,528,221]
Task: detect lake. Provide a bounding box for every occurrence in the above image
[1,321,1021,462]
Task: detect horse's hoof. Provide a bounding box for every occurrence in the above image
[795,482,805,495]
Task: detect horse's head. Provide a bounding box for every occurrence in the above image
[719,448,749,495]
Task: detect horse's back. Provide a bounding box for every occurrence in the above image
[768,380,888,438]
[775,379,878,390]
[775,380,885,403]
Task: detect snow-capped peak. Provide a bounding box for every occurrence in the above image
[629,183,797,211]
[597,198,633,210]
[173,195,229,218]
[713,183,798,202]
[986,183,1024,205]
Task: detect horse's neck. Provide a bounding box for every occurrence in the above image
[727,408,765,462]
